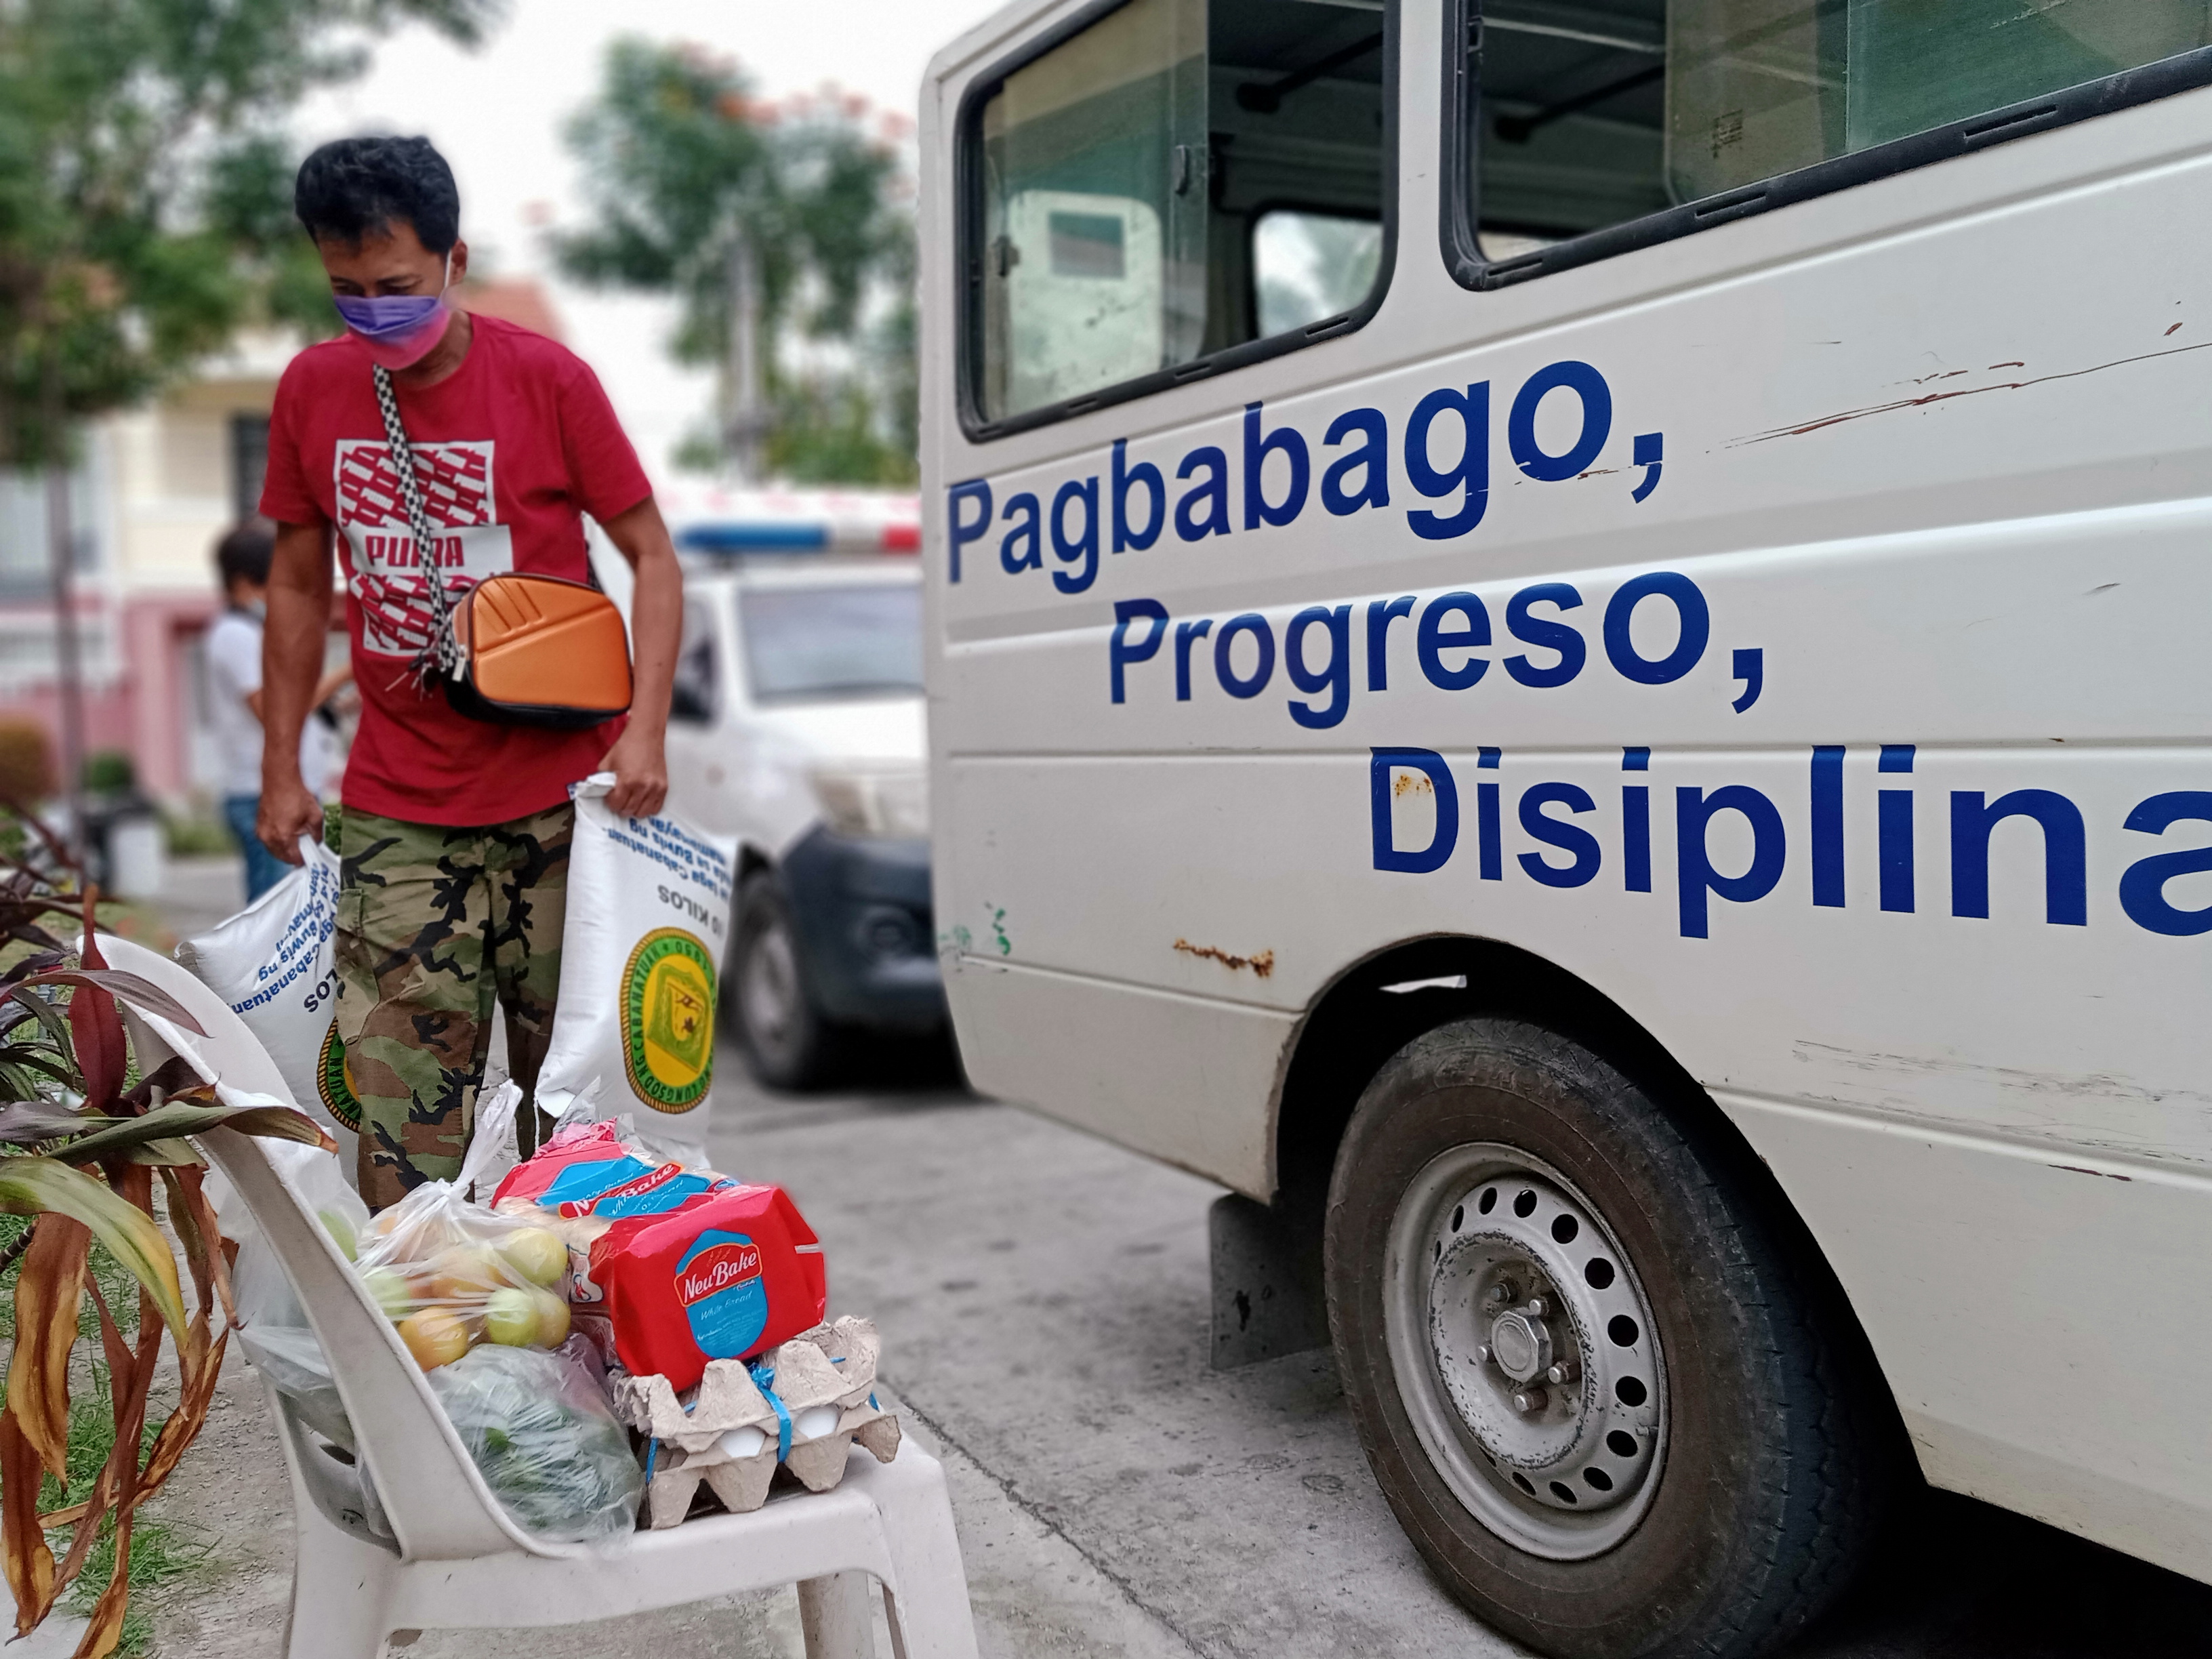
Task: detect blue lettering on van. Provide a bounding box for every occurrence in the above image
[1503,583,1586,689]
[1103,571,1740,723]
[1285,605,1352,729]
[1112,439,1165,552]
[1110,600,1168,705]
[952,361,1668,595]
[1509,361,1611,482]
[1405,384,1491,540]
[1244,402,1310,529]
[1049,478,1099,594]
[947,479,991,583]
[1000,492,1042,573]
[2119,793,2212,936]
[1361,745,2203,941]
[1322,409,1391,515]
[1604,573,1708,685]
[1370,749,1458,874]
[1519,783,1602,887]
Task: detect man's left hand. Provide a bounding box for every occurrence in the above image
[600,722,669,819]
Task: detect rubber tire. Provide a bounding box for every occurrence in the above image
[729,870,835,1090]
[1326,1017,1897,1659]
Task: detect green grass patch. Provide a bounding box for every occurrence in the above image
[37,1364,210,1657]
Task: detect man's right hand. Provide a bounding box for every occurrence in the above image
[259,775,324,863]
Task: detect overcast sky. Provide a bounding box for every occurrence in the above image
[295,0,1004,483]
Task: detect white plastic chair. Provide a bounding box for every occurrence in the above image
[102,933,979,1659]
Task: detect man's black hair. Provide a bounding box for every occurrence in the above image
[294,136,460,254]
[215,518,274,592]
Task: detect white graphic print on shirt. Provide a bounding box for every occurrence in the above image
[333,437,515,658]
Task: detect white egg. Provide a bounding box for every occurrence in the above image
[794,1405,842,1441]
[718,1425,768,1459]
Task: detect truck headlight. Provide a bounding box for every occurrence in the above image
[810,766,928,840]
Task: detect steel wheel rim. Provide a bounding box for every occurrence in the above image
[1383,1142,1667,1559]
[739,916,802,1060]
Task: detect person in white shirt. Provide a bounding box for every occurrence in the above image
[207,520,351,901]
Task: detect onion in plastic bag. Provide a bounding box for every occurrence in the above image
[428,1343,644,1543]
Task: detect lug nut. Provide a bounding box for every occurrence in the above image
[1486,1282,1514,1307]
[1477,1344,1492,1365]
[1511,1387,1549,1414]
[1547,1359,1580,1385]
[1525,1297,1548,1317]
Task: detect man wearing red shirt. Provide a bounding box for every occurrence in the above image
[257,136,682,1208]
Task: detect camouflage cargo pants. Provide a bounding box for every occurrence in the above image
[329,804,572,1210]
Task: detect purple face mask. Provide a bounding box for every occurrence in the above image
[333,253,455,369]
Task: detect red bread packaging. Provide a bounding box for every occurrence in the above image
[494,1122,826,1391]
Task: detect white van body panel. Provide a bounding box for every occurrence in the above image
[921,0,2212,1579]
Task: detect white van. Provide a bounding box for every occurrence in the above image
[660,557,942,1087]
[918,3,2212,1654]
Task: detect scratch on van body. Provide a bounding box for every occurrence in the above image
[1793,1040,2212,1112]
[1732,339,2212,446]
[2050,1164,2133,1182]
[1174,939,1275,977]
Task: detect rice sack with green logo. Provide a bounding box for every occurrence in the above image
[535,774,737,1165]
[177,837,358,1176]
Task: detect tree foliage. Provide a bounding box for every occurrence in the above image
[557,39,918,485]
[0,0,505,466]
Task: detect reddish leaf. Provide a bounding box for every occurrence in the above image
[159,1166,234,1329]
[66,1504,130,1659]
[19,968,205,1037]
[0,1410,56,1636]
[65,915,127,1111]
[3,1213,87,1480]
[138,1329,229,1500]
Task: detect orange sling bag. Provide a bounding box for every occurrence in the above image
[373,363,634,731]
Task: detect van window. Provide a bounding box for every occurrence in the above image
[972,0,1391,426]
[739,584,924,704]
[1253,209,1385,338]
[1462,1,2212,272]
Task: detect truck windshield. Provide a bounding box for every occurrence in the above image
[739,583,924,703]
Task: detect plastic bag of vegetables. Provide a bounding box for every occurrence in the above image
[428,1342,644,1543]
[352,1084,576,1370]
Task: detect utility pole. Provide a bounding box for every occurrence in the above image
[41,348,85,857]
[724,225,767,483]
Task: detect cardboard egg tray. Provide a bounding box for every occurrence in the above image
[610,1315,902,1528]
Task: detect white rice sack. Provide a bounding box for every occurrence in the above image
[536,775,736,1166]
[175,838,358,1177]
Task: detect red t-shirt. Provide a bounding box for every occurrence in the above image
[260,314,652,827]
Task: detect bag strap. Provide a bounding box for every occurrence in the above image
[370,363,459,686]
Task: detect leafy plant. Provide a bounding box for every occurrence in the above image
[0,815,331,1658]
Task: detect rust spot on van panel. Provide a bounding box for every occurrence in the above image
[1174,939,1275,978]
[1393,772,1433,798]
[1734,340,2212,446]
[2166,323,2184,336]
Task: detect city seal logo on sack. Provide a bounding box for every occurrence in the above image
[676,1229,768,1357]
[316,1025,365,1132]
[620,926,716,1113]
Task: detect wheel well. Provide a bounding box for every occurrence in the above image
[1275,935,1702,1209]
[1274,937,1862,1332]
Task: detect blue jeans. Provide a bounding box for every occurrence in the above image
[223,794,289,904]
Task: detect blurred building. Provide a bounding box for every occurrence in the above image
[0,281,563,810]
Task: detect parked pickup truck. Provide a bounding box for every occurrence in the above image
[661,556,943,1086]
